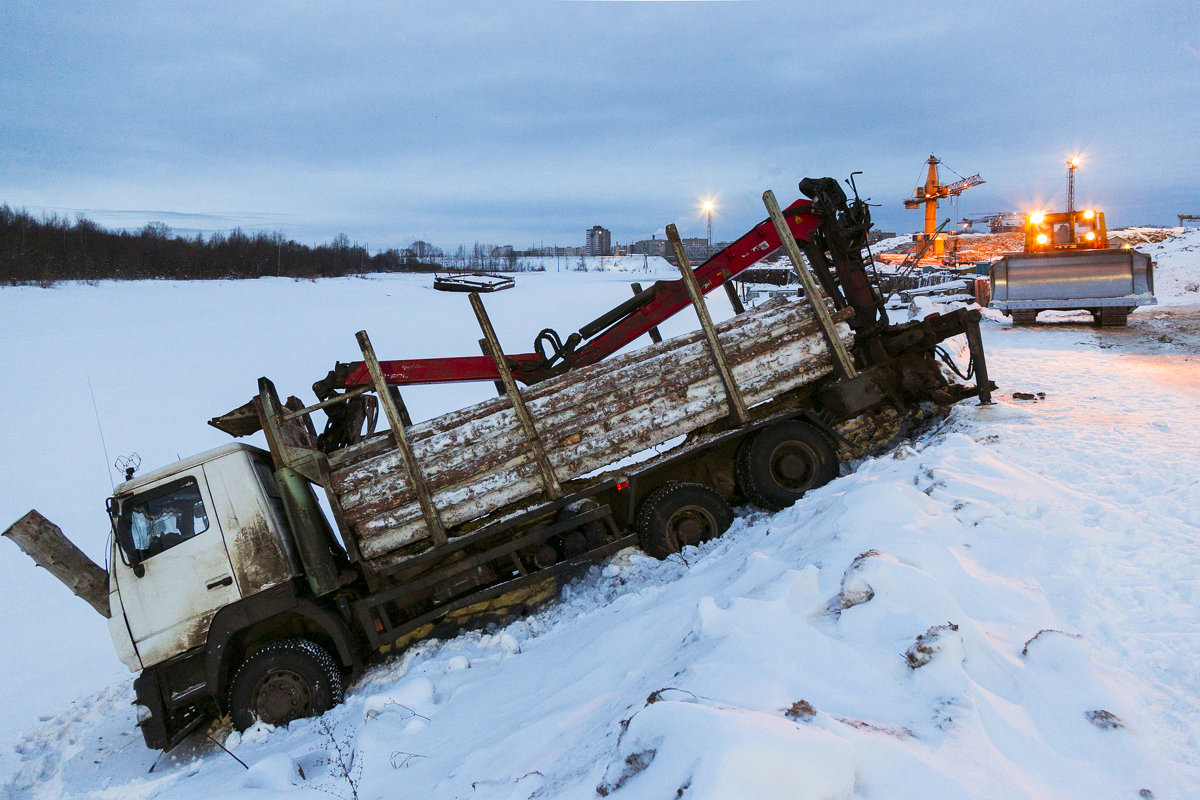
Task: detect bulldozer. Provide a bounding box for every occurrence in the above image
[989,206,1155,327]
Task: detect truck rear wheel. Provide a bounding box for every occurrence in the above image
[228,638,343,730]
[636,482,733,559]
[735,421,838,511]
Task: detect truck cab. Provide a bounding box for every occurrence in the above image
[108,443,302,670]
[105,443,362,748]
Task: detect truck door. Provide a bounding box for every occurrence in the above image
[113,467,242,667]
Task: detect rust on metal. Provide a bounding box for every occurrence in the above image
[281,384,371,422]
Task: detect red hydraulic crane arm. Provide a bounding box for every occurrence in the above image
[340,198,823,390]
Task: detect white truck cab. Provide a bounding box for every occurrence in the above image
[109,444,302,669]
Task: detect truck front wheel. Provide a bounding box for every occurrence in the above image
[636,482,733,559]
[735,421,838,511]
[228,638,344,730]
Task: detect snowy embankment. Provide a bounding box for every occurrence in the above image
[3,229,1199,798]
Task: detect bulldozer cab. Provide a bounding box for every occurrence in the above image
[1024,209,1108,253]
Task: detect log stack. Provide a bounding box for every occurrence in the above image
[329,296,853,569]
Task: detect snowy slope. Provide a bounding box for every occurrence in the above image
[0,268,735,751]
[2,236,1199,798]
[1115,226,1200,305]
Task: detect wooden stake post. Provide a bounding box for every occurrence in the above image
[630,283,663,343]
[470,293,564,501]
[723,281,746,315]
[762,190,858,380]
[356,330,448,546]
[665,224,749,427]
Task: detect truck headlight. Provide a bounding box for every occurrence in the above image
[135,703,153,725]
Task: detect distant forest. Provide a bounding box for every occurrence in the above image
[0,204,533,285]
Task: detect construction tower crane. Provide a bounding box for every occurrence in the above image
[904,155,984,255]
[959,212,1023,233]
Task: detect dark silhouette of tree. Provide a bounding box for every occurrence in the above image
[0,206,457,285]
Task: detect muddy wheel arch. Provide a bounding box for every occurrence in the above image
[204,581,360,714]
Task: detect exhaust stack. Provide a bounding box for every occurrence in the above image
[3,510,110,617]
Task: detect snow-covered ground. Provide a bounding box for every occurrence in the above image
[2,229,1198,798]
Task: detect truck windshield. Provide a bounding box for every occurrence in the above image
[125,478,210,559]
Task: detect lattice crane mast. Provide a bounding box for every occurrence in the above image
[903,155,984,255]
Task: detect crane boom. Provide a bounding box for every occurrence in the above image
[323,177,883,393]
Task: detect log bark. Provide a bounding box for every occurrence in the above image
[328,295,810,473]
[3,510,111,617]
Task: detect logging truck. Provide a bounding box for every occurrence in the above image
[4,178,994,750]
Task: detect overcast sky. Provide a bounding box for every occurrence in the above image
[3,1,1198,251]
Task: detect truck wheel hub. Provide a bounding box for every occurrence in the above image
[669,508,715,547]
[255,669,312,725]
[772,445,813,487]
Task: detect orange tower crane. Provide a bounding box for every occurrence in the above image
[903,155,984,255]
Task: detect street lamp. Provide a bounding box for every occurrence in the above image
[700,198,716,254]
[1066,155,1081,217]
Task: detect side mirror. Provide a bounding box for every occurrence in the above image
[110,500,146,575]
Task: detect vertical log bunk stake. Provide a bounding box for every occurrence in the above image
[469,293,564,501]
[762,190,858,380]
[665,224,748,427]
[723,280,746,315]
[963,317,994,405]
[356,330,448,546]
[630,282,663,344]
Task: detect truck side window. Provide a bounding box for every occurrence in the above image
[127,478,210,559]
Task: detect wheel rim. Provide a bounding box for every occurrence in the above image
[769,441,817,491]
[666,505,718,548]
[252,668,313,725]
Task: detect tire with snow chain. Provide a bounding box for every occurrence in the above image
[735,421,838,511]
[636,482,733,560]
[228,637,343,731]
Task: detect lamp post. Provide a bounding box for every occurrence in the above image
[1066,157,1079,216]
[701,198,715,256]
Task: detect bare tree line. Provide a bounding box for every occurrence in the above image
[0,206,541,285]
